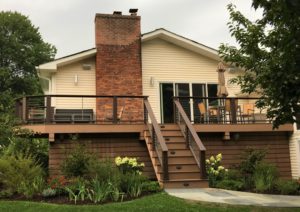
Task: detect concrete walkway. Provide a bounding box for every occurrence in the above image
[165,188,300,207]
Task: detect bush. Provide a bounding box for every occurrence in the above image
[215,169,245,190]
[215,179,245,191]
[120,172,147,198]
[238,148,266,190]
[205,153,227,187]
[142,181,162,193]
[276,179,300,195]
[0,154,45,197]
[61,144,94,178]
[2,129,49,174]
[89,158,121,186]
[253,163,278,193]
[115,156,144,174]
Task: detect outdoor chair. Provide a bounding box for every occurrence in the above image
[198,102,218,123]
[105,106,125,123]
[241,103,255,123]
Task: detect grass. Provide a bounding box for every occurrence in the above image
[0,192,299,212]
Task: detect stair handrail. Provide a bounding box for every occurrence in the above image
[144,98,169,181]
[173,98,207,179]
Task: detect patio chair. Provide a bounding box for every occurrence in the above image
[198,102,208,123]
[105,106,125,123]
[241,103,255,123]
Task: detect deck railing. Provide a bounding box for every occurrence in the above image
[144,99,169,181]
[173,98,207,179]
[174,96,269,124]
[15,95,147,124]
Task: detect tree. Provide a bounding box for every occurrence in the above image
[0,11,56,111]
[0,11,56,146]
[219,0,300,127]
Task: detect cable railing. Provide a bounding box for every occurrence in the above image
[15,95,147,124]
[174,96,269,124]
[144,99,169,181]
[173,98,207,179]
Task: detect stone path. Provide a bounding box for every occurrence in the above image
[165,188,300,207]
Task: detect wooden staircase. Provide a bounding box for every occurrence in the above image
[144,124,209,188]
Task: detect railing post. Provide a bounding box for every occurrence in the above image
[113,96,118,124]
[151,125,156,151]
[46,96,51,123]
[143,97,148,124]
[22,97,27,123]
[162,151,169,181]
[185,125,189,148]
[230,98,237,124]
[200,150,207,179]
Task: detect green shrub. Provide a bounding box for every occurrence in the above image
[89,158,121,186]
[253,163,278,193]
[61,144,95,178]
[238,148,266,189]
[120,172,146,198]
[0,154,45,197]
[65,177,89,204]
[276,179,300,195]
[142,181,162,192]
[3,129,49,174]
[215,179,245,191]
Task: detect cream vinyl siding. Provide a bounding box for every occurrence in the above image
[52,57,96,110]
[142,38,240,122]
[290,127,300,179]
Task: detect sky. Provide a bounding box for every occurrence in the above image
[1,0,262,58]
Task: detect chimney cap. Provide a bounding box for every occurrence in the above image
[113,11,122,15]
[129,8,138,15]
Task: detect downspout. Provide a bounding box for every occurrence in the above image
[36,66,52,94]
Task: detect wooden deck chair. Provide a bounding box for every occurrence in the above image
[198,102,209,123]
[105,105,125,123]
[241,103,255,123]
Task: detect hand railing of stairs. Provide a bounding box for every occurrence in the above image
[173,97,207,179]
[144,98,169,181]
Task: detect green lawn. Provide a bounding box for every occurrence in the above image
[0,192,299,212]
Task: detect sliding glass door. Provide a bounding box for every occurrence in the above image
[160,82,218,123]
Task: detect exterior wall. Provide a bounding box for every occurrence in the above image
[289,125,300,179]
[49,133,155,179]
[201,132,292,178]
[142,38,241,122]
[95,14,143,121]
[52,57,96,111]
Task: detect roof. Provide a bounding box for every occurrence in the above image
[36,48,96,73]
[37,28,220,73]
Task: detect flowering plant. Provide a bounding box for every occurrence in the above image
[115,156,144,175]
[206,153,228,187]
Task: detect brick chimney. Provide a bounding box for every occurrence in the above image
[94,10,143,122]
[95,10,142,96]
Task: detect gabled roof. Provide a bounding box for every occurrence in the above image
[142,28,220,61]
[37,28,220,73]
[36,48,96,73]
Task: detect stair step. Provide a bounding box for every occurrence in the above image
[159,172,201,180]
[152,150,192,157]
[163,179,209,188]
[155,157,197,165]
[157,164,200,173]
[164,137,185,143]
[144,131,183,137]
[159,124,180,131]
